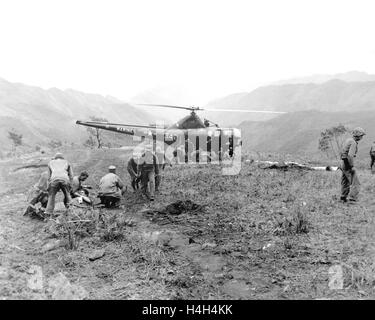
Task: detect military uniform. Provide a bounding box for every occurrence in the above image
[45,153,73,214]
[370,142,375,171]
[137,150,159,200]
[339,127,365,202]
[70,173,89,197]
[127,157,139,190]
[24,171,49,216]
[98,169,124,208]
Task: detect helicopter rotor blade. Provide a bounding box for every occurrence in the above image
[135,103,196,111]
[203,108,287,114]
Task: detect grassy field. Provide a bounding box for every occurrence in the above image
[1,148,375,299]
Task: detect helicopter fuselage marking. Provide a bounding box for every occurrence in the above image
[116,127,134,134]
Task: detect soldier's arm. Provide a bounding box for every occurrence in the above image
[127,160,137,176]
[68,164,74,183]
[47,164,52,181]
[117,176,124,190]
[154,155,159,175]
[137,157,144,176]
[347,141,357,167]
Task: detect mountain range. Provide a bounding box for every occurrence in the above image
[1,71,375,158]
[205,72,375,126]
[0,78,154,153]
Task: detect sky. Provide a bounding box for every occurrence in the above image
[1,0,375,105]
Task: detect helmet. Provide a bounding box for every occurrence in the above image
[108,165,116,171]
[54,152,64,159]
[352,127,366,137]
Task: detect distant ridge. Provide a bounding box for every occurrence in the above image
[0,78,154,151]
[205,72,375,126]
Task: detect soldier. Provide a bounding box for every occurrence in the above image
[98,165,125,208]
[71,171,89,197]
[70,171,91,205]
[370,141,375,172]
[137,145,159,201]
[154,146,172,192]
[339,127,366,203]
[45,153,74,215]
[127,156,140,191]
[24,171,49,216]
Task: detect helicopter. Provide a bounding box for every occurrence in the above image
[76,104,286,164]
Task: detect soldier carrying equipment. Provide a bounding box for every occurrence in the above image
[339,127,366,203]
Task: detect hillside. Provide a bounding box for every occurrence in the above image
[0,78,154,152]
[206,77,375,126]
[240,110,375,160]
[272,71,375,85]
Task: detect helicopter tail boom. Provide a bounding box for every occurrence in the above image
[76,120,136,135]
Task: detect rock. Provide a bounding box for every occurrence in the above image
[41,239,68,253]
[27,265,44,291]
[328,265,344,290]
[262,243,274,250]
[169,236,189,249]
[88,249,106,261]
[202,242,217,249]
[188,238,195,244]
[48,273,88,300]
[142,230,173,246]
[0,266,10,280]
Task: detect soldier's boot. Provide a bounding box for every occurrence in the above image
[340,196,347,203]
[23,204,36,216]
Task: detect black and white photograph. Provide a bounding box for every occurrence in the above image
[1,0,375,305]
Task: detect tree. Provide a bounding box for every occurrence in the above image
[8,129,23,151]
[84,136,96,148]
[318,124,348,159]
[48,139,63,150]
[86,116,108,148]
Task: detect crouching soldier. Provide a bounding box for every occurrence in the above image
[45,153,74,215]
[70,171,91,205]
[24,171,49,217]
[127,156,140,191]
[98,165,125,208]
[71,171,89,196]
[138,145,159,201]
[339,127,366,203]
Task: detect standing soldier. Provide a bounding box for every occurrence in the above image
[370,141,375,172]
[45,153,74,215]
[340,127,366,203]
[98,165,125,208]
[127,156,140,191]
[154,146,172,192]
[138,145,159,201]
